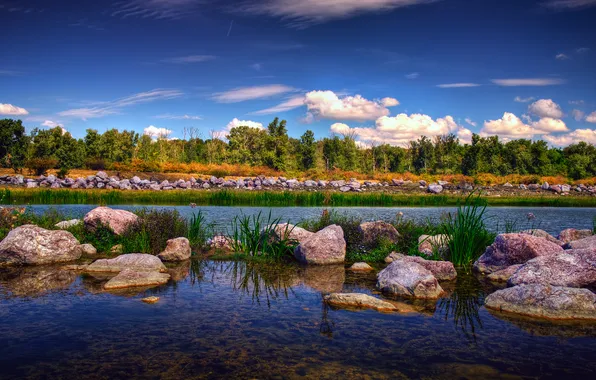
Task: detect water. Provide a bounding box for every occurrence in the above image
[23,205,596,235]
[1,260,596,379]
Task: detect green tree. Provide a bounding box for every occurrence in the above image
[299,130,317,170]
[0,119,29,171]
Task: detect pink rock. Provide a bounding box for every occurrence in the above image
[386,252,456,281]
[358,221,400,246]
[559,229,594,244]
[270,223,314,244]
[158,237,191,261]
[84,207,138,236]
[377,260,444,299]
[565,235,596,250]
[86,253,166,273]
[294,225,346,265]
[486,264,523,283]
[473,233,563,274]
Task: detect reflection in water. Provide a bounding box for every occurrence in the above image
[319,300,335,338]
[0,266,76,297]
[487,310,596,338]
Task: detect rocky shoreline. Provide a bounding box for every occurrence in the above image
[1,171,595,196]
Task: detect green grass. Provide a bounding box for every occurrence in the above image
[3,187,596,207]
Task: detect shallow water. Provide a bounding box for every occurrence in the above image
[1,261,596,379]
[24,205,596,235]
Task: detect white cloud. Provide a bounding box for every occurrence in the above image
[556,53,570,60]
[112,0,203,20]
[144,125,173,139]
[226,118,264,130]
[481,112,568,139]
[0,103,29,115]
[250,95,305,115]
[586,112,596,123]
[571,109,585,121]
[212,84,296,103]
[514,96,535,103]
[241,0,438,27]
[576,47,590,53]
[569,100,584,105]
[543,0,596,10]
[59,89,183,120]
[543,129,596,146]
[41,120,61,128]
[491,78,565,86]
[465,118,477,127]
[303,90,398,122]
[405,72,419,79]
[155,114,202,120]
[161,55,216,64]
[330,113,472,146]
[251,63,262,71]
[436,83,481,88]
[531,117,568,133]
[528,99,564,119]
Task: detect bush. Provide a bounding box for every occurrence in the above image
[25,158,58,176]
[85,158,106,170]
[57,168,69,179]
[68,221,121,254]
[121,208,188,255]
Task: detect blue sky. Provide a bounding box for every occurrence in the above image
[1,0,596,146]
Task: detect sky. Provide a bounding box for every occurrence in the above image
[1,0,596,147]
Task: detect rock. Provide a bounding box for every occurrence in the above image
[484,284,596,320]
[473,233,564,274]
[376,260,444,299]
[520,229,562,245]
[541,181,550,190]
[339,186,351,192]
[80,243,97,256]
[157,237,191,261]
[349,262,374,271]
[96,171,108,179]
[438,180,449,186]
[103,269,170,290]
[84,207,139,235]
[270,223,314,244]
[294,225,346,265]
[427,184,443,194]
[508,248,596,288]
[503,182,513,187]
[561,184,571,193]
[324,293,397,312]
[0,225,82,266]
[55,219,82,229]
[418,234,450,256]
[26,181,38,188]
[208,235,236,251]
[486,265,522,282]
[564,235,596,250]
[385,252,457,281]
[86,253,167,273]
[558,228,593,244]
[358,221,400,246]
[419,180,427,187]
[142,296,160,304]
[110,244,123,254]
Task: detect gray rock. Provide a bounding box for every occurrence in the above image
[86,253,167,273]
[385,252,457,281]
[157,237,192,261]
[294,225,346,265]
[339,186,351,192]
[561,184,571,193]
[427,184,443,194]
[324,293,397,312]
[270,223,314,245]
[358,221,400,246]
[84,206,139,235]
[26,181,38,188]
[104,269,170,290]
[80,243,97,256]
[55,219,82,229]
[377,260,443,299]
[486,264,523,282]
[541,181,550,190]
[96,171,108,179]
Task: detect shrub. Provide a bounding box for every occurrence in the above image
[57,168,69,179]
[68,221,121,254]
[121,208,188,255]
[25,158,58,176]
[85,158,106,171]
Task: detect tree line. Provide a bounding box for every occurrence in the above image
[1,117,595,179]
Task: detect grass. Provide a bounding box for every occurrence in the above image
[3,187,596,207]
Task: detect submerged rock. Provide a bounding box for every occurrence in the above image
[484,284,596,320]
[558,228,593,244]
[358,221,400,246]
[294,225,346,265]
[103,269,170,290]
[349,262,374,271]
[84,206,139,235]
[142,296,160,304]
[564,235,596,250]
[486,264,522,283]
[508,248,596,288]
[385,252,457,281]
[473,233,563,274]
[157,237,191,261]
[86,253,166,273]
[325,293,397,312]
[0,225,82,266]
[377,260,444,299]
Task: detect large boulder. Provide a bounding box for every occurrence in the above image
[86,253,166,273]
[0,225,82,266]
[324,293,398,312]
[294,225,346,265]
[376,260,444,299]
[564,235,596,250]
[157,237,191,261]
[486,264,523,283]
[270,223,314,244]
[473,233,563,274]
[520,229,562,245]
[484,284,596,320]
[385,252,456,281]
[418,234,450,256]
[558,228,593,244]
[358,221,399,246]
[103,269,170,290]
[84,206,138,235]
[508,248,596,288]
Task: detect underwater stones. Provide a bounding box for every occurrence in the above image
[564,235,596,250]
[86,253,167,273]
[508,248,596,288]
[0,225,82,266]
[157,237,191,261]
[486,264,522,283]
[473,233,563,274]
[270,223,314,245]
[294,225,346,265]
[55,219,82,229]
[484,284,596,321]
[349,262,374,271]
[103,269,170,290]
[358,221,400,246]
[84,206,138,235]
[142,296,160,304]
[376,260,444,299]
[385,252,457,281]
[558,228,593,244]
[418,234,450,256]
[324,293,397,312]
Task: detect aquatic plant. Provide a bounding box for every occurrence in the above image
[187,210,213,252]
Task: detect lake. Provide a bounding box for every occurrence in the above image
[1,260,596,379]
